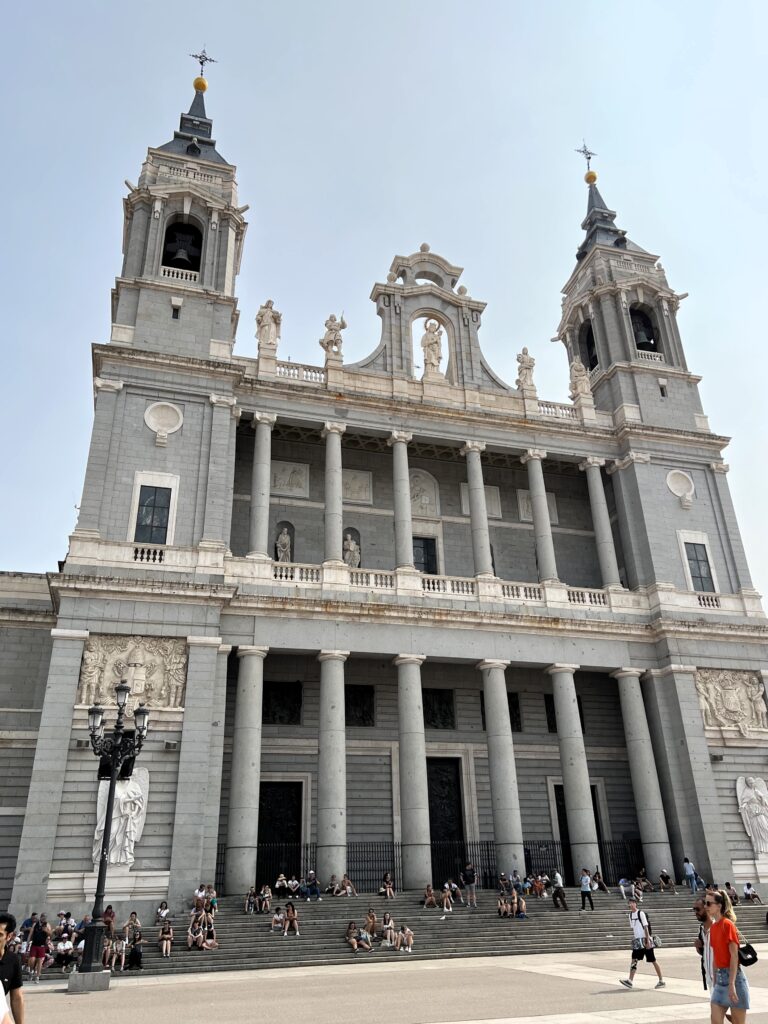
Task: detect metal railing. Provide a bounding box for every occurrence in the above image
[430,840,497,889]
[598,838,644,885]
[524,838,565,879]
[254,843,317,889]
[346,842,402,893]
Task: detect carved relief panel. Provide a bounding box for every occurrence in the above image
[78,635,188,709]
[696,669,768,741]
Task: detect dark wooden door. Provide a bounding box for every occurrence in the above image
[257,781,303,844]
[427,758,464,841]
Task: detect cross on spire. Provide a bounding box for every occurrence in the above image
[190,48,217,76]
[575,141,597,170]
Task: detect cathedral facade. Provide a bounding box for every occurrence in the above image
[3,78,768,914]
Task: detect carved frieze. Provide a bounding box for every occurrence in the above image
[78,635,188,709]
[696,669,768,738]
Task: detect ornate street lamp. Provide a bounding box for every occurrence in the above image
[79,681,149,974]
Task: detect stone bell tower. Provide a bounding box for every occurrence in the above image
[554,166,709,434]
[110,72,248,360]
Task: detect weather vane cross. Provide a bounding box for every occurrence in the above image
[190,48,217,76]
[575,141,597,170]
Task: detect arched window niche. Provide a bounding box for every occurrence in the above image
[161,216,204,274]
[274,520,295,563]
[410,312,454,380]
[577,320,598,371]
[629,304,660,355]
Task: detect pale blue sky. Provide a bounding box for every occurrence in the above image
[3,0,767,596]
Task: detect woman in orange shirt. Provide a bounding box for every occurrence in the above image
[706,889,749,1022]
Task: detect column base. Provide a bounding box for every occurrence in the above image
[317,843,348,885]
[475,575,502,601]
[402,843,432,890]
[246,550,272,562]
[225,846,258,897]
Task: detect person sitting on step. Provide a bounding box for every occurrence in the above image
[326,874,339,894]
[515,891,528,919]
[395,924,414,952]
[345,921,371,953]
[287,875,301,897]
[658,869,677,894]
[205,885,218,914]
[725,881,740,906]
[202,914,218,950]
[497,893,511,918]
[283,901,300,937]
[381,912,396,947]
[274,873,288,895]
[109,934,126,972]
[158,920,173,958]
[381,872,396,900]
[341,874,358,897]
[446,878,465,905]
[364,907,379,939]
[592,870,609,894]
[635,868,653,892]
[258,883,272,913]
[498,873,512,896]
[531,875,545,899]
[303,871,322,901]
[423,884,437,909]
[194,883,206,905]
[440,884,453,912]
[187,918,204,950]
[244,887,257,914]
[270,907,285,933]
[744,881,763,904]
[511,870,524,895]
[126,929,144,970]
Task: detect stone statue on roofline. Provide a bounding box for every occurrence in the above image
[515,347,536,392]
[420,319,443,376]
[569,357,591,400]
[320,314,346,356]
[256,299,281,350]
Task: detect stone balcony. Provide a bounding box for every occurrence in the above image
[64,536,765,620]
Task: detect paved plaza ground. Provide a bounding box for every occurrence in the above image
[22,943,768,1023]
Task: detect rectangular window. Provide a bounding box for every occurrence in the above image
[545,693,585,733]
[134,485,172,544]
[171,307,180,320]
[345,684,375,727]
[262,680,302,725]
[481,691,523,732]
[423,688,455,729]
[413,537,438,575]
[685,542,715,593]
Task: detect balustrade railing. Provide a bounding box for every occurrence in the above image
[697,593,721,608]
[422,575,477,596]
[160,265,199,283]
[501,582,544,601]
[634,348,665,363]
[538,400,578,420]
[349,569,396,589]
[133,546,165,564]
[272,562,321,583]
[567,587,608,607]
[276,362,326,384]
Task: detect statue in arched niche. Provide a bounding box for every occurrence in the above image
[275,526,292,563]
[343,532,361,568]
[420,320,443,376]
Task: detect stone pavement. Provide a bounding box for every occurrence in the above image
[23,944,768,1023]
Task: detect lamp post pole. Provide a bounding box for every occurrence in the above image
[79,681,149,974]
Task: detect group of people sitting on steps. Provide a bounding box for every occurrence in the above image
[185,882,219,953]
[345,911,414,952]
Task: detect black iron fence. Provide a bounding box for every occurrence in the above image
[429,840,497,889]
[215,842,226,893]
[524,839,565,879]
[254,842,317,889]
[598,838,644,885]
[347,842,402,893]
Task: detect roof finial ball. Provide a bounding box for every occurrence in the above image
[575,140,597,185]
[190,48,217,93]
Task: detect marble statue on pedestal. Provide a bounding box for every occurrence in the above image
[92,767,149,867]
[320,314,346,356]
[738,776,768,856]
[343,533,361,568]
[256,299,282,349]
[569,357,591,399]
[515,347,536,391]
[276,527,292,562]
[420,320,443,375]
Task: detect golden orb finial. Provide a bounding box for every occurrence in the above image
[584,169,598,185]
[193,75,208,93]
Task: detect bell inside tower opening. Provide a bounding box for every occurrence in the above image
[162,220,203,272]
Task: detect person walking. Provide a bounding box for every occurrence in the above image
[693,895,713,992]
[706,889,750,1022]
[552,870,569,911]
[579,868,594,911]
[619,897,665,990]
[683,857,697,891]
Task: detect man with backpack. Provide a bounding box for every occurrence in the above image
[619,897,666,989]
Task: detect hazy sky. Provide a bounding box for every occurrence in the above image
[3,1,767,597]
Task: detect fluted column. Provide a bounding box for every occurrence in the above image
[461,440,494,577]
[225,646,269,894]
[521,449,558,581]
[322,422,346,564]
[394,654,432,887]
[611,669,673,879]
[388,431,414,568]
[545,664,600,873]
[477,660,525,873]
[247,413,277,559]
[317,650,350,883]
[579,457,621,587]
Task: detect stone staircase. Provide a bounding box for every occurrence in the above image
[133,890,768,976]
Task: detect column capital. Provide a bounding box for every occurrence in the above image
[520,448,547,464]
[187,635,224,647]
[252,412,277,429]
[322,421,346,438]
[610,667,644,680]
[93,377,124,394]
[460,440,486,456]
[393,654,426,667]
[218,644,233,655]
[544,663,580,676]
[643,664,698,679]
[476,659,510,672]
[606,451,651,475]
[237,645,269,659]
[318,649,350,663]
[578,456,605,472]
[387,430,412,446]
[209,393,237,409]
[50,628,89,641]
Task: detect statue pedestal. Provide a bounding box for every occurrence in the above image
[68,970,111,993]
[573,393,596,422]
[731,856,768,884]
[257,344,277,380]
[47,866,170,902]
[324,352,343,389]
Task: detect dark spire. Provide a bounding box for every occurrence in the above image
[155,79,228,165]
[575,173,647,261]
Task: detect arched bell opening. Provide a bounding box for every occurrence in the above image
[629,304,660,354]
[577,320,598,371]
[161,218,204,273]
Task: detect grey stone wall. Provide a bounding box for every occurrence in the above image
[711,751,766,865]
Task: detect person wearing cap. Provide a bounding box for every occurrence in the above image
[274,873,288,895]
[659,868,677,894]
[619,897,665,990]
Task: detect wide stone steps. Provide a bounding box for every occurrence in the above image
[131,891,767,977]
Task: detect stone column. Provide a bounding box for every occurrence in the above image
[521,450,558,581]
[225,646,269,895]
[169,635,223,907]
[11,629,89,911]
[247,413,277,559]
[74,380,124,537]
[611,669,672,879]
[394,655,432,888]
[203,644,231,882]
[317,651,350,883]
[322,422,346,564]
[477,660,525,874]
[545,664,600,873]
[579,457,621,587]
[201,395,238,548]
[387,431,415,568]
[461,441,494,577]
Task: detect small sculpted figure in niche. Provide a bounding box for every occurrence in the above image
[420,320,443,374]
[256,299,282,349]
[569,357,591,399]
[320,314,346,355]
[275,527,292,563]
[343,533,361,568]
[515,347,536,390]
